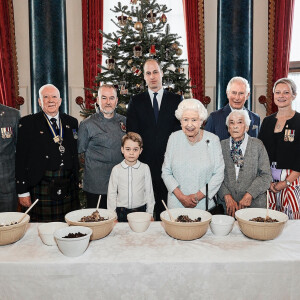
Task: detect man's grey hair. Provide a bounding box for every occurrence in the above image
[175,99,208,121]
[39,84,60,99]
[225,109,251,127]
[226,76,250,95]
[273,77,297,96]
[98,84,118,98]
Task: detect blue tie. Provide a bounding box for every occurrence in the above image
[50,118,59,135]
[153,92,159,122]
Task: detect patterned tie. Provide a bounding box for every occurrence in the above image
[50,118,59,135]
[153,92,159,122]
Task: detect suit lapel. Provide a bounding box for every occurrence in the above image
[36,112,54,153]
[157,90,169,127]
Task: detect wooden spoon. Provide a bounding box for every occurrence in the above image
[266,190,270,221]
[96,195,101,210]
[18,198,39,223]
[161,200,175,222]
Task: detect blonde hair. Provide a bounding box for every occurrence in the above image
[122,132,143,148]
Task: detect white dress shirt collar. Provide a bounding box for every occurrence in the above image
[45,112,59,121]
[121,160,141,169]
[148,88,164,109]
[229,105,246,111]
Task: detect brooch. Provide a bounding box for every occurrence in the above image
[120,121,126,132]
[72,129,78,139]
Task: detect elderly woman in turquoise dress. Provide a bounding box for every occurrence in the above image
[162,99,224,210]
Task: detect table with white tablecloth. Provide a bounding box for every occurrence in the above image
[0,221,300,300]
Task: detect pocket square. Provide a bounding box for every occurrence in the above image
[252,125,258,130]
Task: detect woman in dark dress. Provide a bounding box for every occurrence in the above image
[259,78,300,219]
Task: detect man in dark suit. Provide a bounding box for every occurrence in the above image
[16,84,79,222]
[205,76,260,141]
[126,59,181,219]
[0,104,20,212]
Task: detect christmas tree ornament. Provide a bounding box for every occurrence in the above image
[106,56,115,70]
[119,102,126,109]
[128,16,132,22]
[165,48,170,59]
[177,67,184,73]
[131,0,138,4]
[127,59,133,66]
[147,10,157,23]
[149,44,156,55]
[160,14,167,23]
[117,38,121,46]
[135,84,141,92]
[120,81,129,95]
[131,66,142,76]
[133,45,142,57]
[172,43,179,50]
[175,48,183,56]
[134,21,143,31]
[118,14,127,26]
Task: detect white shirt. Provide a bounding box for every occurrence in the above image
[107,160,155,215]
[148,88,164,109]
[229,133,249,180]
[229,105,246,111]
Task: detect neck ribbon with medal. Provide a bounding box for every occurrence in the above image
[43,114,65,154]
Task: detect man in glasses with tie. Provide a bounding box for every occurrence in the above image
[15,84,79,221]
[127,59,181,220]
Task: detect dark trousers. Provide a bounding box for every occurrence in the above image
[116,204,147,222]
[152,178,168,221]
[85,191,107,209]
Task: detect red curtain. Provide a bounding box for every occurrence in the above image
[82,0,103,109]
[267,0,295,114]
[0,0,18,108]
[182,0,205,102]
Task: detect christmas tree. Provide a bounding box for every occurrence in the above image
[81,0,192,116]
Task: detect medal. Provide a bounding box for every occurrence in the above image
[1,127,12,139]
[59,145,65,153]
[44,114,65,153]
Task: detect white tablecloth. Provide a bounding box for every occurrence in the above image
[0,221,300,300]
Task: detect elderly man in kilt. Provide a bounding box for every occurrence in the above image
[16,84,79,222]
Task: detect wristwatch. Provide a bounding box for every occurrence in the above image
[285,179,291,186]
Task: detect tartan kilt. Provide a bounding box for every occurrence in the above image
[26,170,79,222]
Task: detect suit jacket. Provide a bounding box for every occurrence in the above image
[15,111,79,194]
[205,104,260,141]
[0,104,20,194]
[218,136,272,208]
[126,90,181,180]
